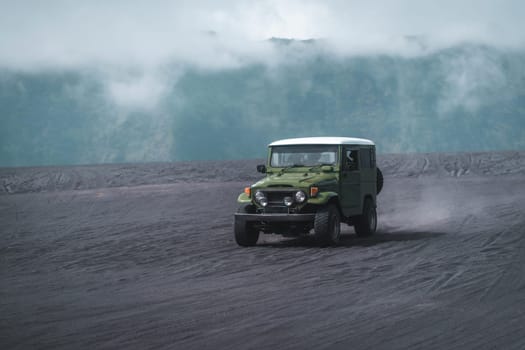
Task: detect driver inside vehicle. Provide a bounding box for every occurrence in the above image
[346,150,358,170]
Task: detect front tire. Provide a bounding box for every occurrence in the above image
[234,205,260,246]
[314,204,341,245]
[354,198,377,237]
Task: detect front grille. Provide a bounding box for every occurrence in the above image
[266,191,295,205]
[256,189,303,214]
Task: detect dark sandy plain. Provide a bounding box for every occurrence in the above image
[1,151,525,349]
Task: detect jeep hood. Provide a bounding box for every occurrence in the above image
[253,172,338,188]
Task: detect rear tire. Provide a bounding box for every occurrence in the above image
[234,205,259,246]
[314,204,341,245]
[354,198,377,237]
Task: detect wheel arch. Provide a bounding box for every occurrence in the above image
[363,193,376,208]
[308,194,343,218]
[327,196,344,217]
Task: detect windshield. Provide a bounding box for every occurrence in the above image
[270,145,339,167]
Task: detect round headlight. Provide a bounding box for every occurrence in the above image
[283,196,293,207]
[295,191,306,203]
[255,191,268,207]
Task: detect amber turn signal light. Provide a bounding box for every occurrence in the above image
[244,187,251,196]
[310,187,319,197]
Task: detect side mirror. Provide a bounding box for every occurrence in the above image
[257,164,267,173]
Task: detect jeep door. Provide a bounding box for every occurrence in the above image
[340,146,361,216]
[359,147,377,204]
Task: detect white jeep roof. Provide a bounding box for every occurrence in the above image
[269,137,375,146]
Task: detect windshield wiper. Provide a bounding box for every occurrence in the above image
[280,164,305,173]
[308,163,335,172]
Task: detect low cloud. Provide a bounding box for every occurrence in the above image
[439,47,507,114]
[2,0,523,70]
[103,70,171,111]
[0,0,524,110]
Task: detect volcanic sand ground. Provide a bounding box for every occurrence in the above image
[1,151,525,349]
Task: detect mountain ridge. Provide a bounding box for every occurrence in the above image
[1,42,524,166]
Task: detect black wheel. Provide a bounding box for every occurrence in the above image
[234,205,259,246]
[376,167,384,195]
[354,198,377,237]
[314,204,341,245]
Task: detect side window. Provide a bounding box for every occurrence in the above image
[360,149,371,169]
[343,148,359,171]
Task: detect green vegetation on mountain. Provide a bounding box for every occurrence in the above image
[1,43,524,166]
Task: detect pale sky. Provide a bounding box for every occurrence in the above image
[1,0,523,71]
[1,0,523,109]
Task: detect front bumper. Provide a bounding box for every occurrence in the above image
[234,213,316,223]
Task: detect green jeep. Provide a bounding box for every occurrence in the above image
[234,137,384,246]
